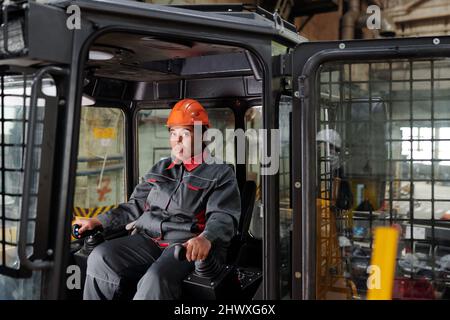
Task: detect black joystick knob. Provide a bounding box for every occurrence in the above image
[173,244,223,278]
[72,223,105,255]
[174,244,187,261]
[72,223,103,239]
[72,224,82,239]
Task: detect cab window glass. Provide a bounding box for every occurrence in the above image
[316,59,450,300]
[245,106,262,240]
[279,96,292,299]
[73,107,126,219]
[245,99,292,300]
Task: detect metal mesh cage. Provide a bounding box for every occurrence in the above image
[317,58,450,300]
[0,65,60,278]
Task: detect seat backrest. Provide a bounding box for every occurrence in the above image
[237,180,257,241]
[225,180,258,265]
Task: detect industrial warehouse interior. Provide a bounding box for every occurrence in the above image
[0,0,449,308]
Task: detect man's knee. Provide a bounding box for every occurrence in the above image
[86,243,113,276]
[141,264,169,286]
[134,264,178,300]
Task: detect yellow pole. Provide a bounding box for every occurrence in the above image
[367,226,400,300]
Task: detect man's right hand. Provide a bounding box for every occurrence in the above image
[72,217,102,236]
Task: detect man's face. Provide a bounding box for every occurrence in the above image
[169,125,195,162]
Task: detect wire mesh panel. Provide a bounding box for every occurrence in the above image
[316,58,450,300]
[0,67,55,278]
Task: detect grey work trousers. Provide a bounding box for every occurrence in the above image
[83,233,194,300]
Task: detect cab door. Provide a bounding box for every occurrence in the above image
[0,65,68,299]
[292,37,450,300]
[0,0,74,300]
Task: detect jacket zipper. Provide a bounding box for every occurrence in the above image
[160,164,185,240]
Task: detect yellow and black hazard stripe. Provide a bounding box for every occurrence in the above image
[73,205,116,218]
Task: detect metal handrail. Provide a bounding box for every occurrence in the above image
[18,65,68,271]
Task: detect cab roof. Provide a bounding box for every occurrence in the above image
[51,0,306,45]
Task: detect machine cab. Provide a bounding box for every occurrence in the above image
[0,0,449,300]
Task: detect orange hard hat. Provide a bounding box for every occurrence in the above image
[166,98,209,127]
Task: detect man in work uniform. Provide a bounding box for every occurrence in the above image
[73,99,241,300]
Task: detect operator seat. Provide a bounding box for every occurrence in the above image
[226,180,257,264]
[238,180,257,240]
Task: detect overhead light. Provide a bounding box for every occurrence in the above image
[41,85,57,97]
[82,94,96,106]
[89,50,114,61]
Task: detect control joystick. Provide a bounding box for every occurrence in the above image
[173,244,223,278]
[72,224,103,239]
[174,243,187,261]
[72,223,104,255]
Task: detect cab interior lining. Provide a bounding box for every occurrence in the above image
[87,32,260,83]
[84,32,263,102]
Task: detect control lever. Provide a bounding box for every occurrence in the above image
[72,224,103,239]
[173,244,223,278]
[72,224,105,255]
[173,244,240,300]
[174,243,187,261]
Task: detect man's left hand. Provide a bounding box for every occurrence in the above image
[184,235,211,262]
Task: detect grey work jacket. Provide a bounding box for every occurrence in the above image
[96,157,241,247]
